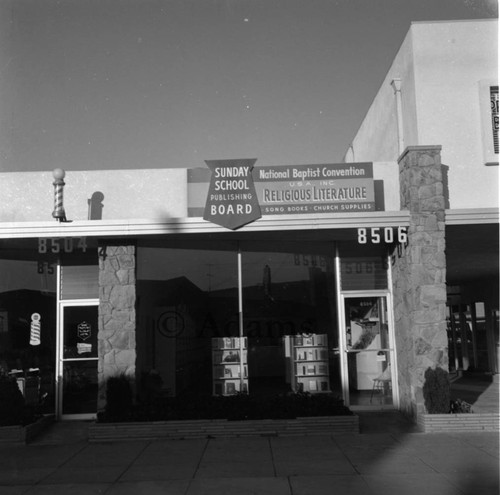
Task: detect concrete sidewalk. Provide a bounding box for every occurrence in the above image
[0,413,498,495]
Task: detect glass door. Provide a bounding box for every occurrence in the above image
[57,301,99,419]
[341,295,397,408]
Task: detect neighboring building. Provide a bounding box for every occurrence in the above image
[344,19,498,205]
[344,18,499,418]
[0,19,497,423]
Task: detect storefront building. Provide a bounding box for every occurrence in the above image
[0,19,497,423]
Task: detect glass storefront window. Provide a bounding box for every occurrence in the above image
[241,242,339,397]
[137,242,238,397]
[340,257,388,290]
[62,360,98,415]
[447,302,495,373]
[136,239,341,400]
[60,265,98,300]
[0,242,57,414]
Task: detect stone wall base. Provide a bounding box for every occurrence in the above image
[89,416,359,441]
[417,413,500,433]
[0,415,55,444]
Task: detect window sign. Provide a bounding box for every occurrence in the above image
[63,307,97,357]
[77,321,91,341]
[76,321,92,355]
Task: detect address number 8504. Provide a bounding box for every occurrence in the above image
[357,227,407,245]
[38,237,88,254]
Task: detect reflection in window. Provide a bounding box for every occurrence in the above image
[136,241,340,400]
[241,245,338,396]
[340,257,388,290]
[62,361,98,415]
[137,245,238,398]
[0,256,57,414]
[344,297,393,406]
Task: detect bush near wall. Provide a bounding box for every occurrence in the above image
[98,390,352,423]
[103,374,134,421]
[0,375,25,426]
[423,367,450,414]
[0,374,39,427]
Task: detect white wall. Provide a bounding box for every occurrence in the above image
[373,161,400,211]
[0,161,400,222]
[0,168,188,222]
[412,20,498,209]
[345,20,498,210]
[344,27,417,163]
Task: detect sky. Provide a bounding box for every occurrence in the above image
[0,0,497,173]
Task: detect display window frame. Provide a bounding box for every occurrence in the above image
[56,298,99,420]
[136,235,399,410]
[336,289,399,410]
[335,247,399,410]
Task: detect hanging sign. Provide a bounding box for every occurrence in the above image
[203,159,261,230]
[77,321,91,341]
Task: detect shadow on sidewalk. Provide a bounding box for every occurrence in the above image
[450,373,500,413]
[356,410,420,435]
[30,420,90,445]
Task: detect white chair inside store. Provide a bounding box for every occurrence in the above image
[370,363,392,403]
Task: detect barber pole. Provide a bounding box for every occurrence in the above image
[52,168,67,222]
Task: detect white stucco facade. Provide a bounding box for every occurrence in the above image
[0,168,188,223]
[0,161,401,224]
[344,19,499,210]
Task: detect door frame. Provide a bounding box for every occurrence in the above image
[56,299,99,420]
[337,290,399,410]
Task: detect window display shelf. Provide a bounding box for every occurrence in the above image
[284,334,330,394]
[212,337,248,396]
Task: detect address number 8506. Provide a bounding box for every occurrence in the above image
[357,227,407,244]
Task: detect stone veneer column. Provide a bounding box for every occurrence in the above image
[98,244,136,410]
[393,146,448,419]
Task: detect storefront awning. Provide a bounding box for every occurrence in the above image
[0,211,411,239]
